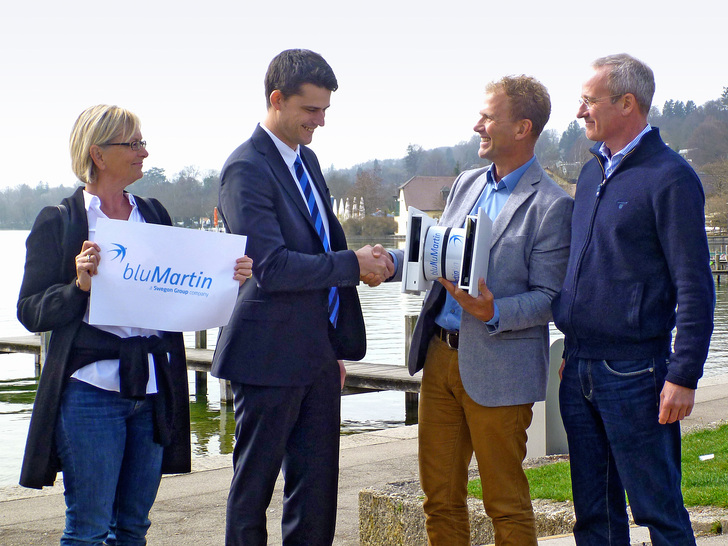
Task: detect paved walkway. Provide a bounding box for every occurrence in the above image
[1,373,726,545]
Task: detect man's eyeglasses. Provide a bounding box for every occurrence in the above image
[578,95,623,109]
[104,140,147,151]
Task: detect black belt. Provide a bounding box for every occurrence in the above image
[435,325,459,350]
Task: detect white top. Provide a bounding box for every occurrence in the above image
[70,190,160,393]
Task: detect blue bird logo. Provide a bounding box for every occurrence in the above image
[108,243,127,262]
[449,234,464,251]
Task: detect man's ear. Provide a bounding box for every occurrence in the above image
[621,93,638,117]
[269,89,284,111]
[514,118,533,141]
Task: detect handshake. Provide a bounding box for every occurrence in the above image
[355,244,395,288]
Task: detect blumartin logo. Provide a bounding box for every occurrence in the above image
[112,240,214,298]
[427,230,442,278]
[449,233,464,250]
[109,243,128,262]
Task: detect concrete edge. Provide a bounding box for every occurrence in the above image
[358,480,728,545]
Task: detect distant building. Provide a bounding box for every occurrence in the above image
[554,161,584,183]
[679,148,696,163]
[395,176,456,236]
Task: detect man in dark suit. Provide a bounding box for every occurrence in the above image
[213,49,393,546]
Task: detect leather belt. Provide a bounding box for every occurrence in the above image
[435,325,459,350]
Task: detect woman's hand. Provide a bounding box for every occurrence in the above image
[75,241,101,292]
[233,256,254,286]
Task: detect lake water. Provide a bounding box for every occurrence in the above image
[1,230,726,486]
[0,231,425,485]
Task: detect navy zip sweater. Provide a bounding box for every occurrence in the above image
[552,127,713,389]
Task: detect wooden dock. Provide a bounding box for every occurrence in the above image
[710,240,728,283]
[712,264,728,283]
[0,335,40,356]
[0,332,572,457]
[0,334,422,397]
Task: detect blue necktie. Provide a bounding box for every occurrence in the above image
[294,155,340,326]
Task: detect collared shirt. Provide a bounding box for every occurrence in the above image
[259,125,403,289]
[260,124,331,247]
[599,124,652,178]
[434,156,536,332]
[71,190,160,393]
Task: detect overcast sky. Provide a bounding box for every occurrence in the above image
[1,0,725,191]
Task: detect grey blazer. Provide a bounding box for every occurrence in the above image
[404,160,573,406]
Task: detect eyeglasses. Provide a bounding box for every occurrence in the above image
[104,140,147,151]
[578,94,623,109]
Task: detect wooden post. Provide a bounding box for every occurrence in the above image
[37,331,52,375]
[404,314,419,425]
[198,328,235,406]
[194,330,208,397]
[219,379,234,406]
[195,329,208,348]
[716,251,721,285]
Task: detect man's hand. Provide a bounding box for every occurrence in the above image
[356,244,394,287]
[438,277,495,322]
[658,381,695,424]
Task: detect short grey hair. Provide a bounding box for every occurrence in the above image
[592,54,655,115]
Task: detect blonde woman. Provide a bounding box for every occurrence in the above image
[17,104,252,545]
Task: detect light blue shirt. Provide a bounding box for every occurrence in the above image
[434,157,536,331]
[599,124,651,179]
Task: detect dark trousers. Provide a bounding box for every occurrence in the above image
[225,362,341,546]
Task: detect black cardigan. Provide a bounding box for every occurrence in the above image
[17,186,191,489]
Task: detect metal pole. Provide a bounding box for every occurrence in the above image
[404,314,419,425]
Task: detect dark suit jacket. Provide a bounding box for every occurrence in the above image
[213,125,366,387]
[18,186,191,489]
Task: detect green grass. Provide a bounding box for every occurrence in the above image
[681,424,728,507]
[467,424,728,508]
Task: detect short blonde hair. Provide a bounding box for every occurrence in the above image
[486,75,551,138]
[69,105,141,183]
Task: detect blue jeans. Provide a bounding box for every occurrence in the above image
[55,379,164,546]
[559,356,695,546]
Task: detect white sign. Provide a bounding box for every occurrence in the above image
[89,218,246,331]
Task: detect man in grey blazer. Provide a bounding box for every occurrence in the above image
[406,76,573,545]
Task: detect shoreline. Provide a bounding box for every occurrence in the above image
[1,373,726,545]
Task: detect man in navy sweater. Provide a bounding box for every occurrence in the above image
[552,54,713,546]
